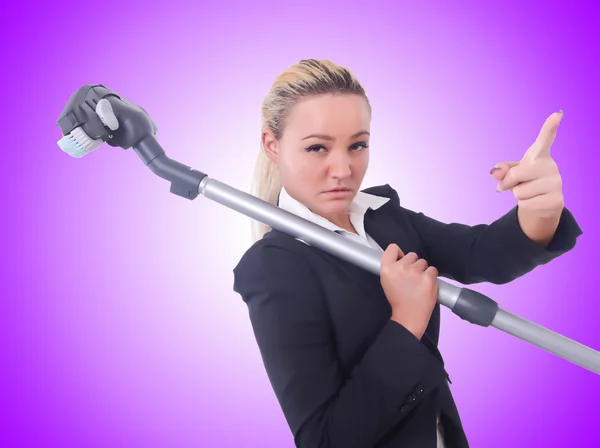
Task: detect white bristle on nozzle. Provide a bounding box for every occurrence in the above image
[57,127,103,158]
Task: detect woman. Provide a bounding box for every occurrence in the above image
[233,59,582,448]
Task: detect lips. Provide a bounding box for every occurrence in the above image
[325,188,351,193]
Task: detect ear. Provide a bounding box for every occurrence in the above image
[262,129,280,164]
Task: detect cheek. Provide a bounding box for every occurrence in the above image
[280,153,320,182]
[352,152,369,176]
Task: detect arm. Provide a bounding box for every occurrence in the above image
[233,240,447,448]
[403,204,583,285]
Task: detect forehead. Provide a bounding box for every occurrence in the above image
[284,94,370,137]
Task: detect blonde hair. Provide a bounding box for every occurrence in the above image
[250,59,371,242]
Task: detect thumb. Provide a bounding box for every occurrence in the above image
[490,161,519,181]
[381,243,404,267]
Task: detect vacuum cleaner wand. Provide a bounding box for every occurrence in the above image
[56,84,600,375]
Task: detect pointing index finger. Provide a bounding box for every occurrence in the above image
[524,111,563,160]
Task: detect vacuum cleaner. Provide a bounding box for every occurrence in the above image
[55,84,600,375]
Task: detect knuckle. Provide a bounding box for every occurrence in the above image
[512,185,522,199]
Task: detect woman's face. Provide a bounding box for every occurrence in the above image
[263,94,370,226]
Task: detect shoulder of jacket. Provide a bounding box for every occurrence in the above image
[234,232,314,272]
[232,231,325,301]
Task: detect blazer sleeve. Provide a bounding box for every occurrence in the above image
[402,202,583,285]
[233,239,448,448]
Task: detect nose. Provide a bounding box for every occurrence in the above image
[328,149,352,179]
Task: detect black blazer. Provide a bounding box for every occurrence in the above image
[232,184,583,448]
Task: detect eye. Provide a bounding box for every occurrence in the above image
[305,144,327,152]
[304,142,369,153]
[351,142,369,150]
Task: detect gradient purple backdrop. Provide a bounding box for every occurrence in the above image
[2,0,599,446]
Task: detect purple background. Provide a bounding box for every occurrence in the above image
[3,0,599,446]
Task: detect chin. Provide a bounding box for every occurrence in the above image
[321,197,353,212]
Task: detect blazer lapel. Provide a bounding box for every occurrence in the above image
[364,206,420,255]
[364,207,397,252]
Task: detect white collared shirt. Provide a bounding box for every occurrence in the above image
[277,186,446,448]
[277,186,389,251]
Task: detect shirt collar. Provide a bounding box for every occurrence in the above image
[277,186,389,237]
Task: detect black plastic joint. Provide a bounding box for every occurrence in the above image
[168,166,207,200]
[134,136,207,200]
[452,288,499,327]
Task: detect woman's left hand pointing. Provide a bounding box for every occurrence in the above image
[490,111,565,220]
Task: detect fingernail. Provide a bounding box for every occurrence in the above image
[496,184,503,192]
[490,165,501,174]
[559,110,564,120]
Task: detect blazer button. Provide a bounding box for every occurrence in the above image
[408,394,416,402]
[414,385,424,394]
[400,404,409,413]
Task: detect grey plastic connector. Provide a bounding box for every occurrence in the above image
[452,288,499,327]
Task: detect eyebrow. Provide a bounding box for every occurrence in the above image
[301,131,370,141]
